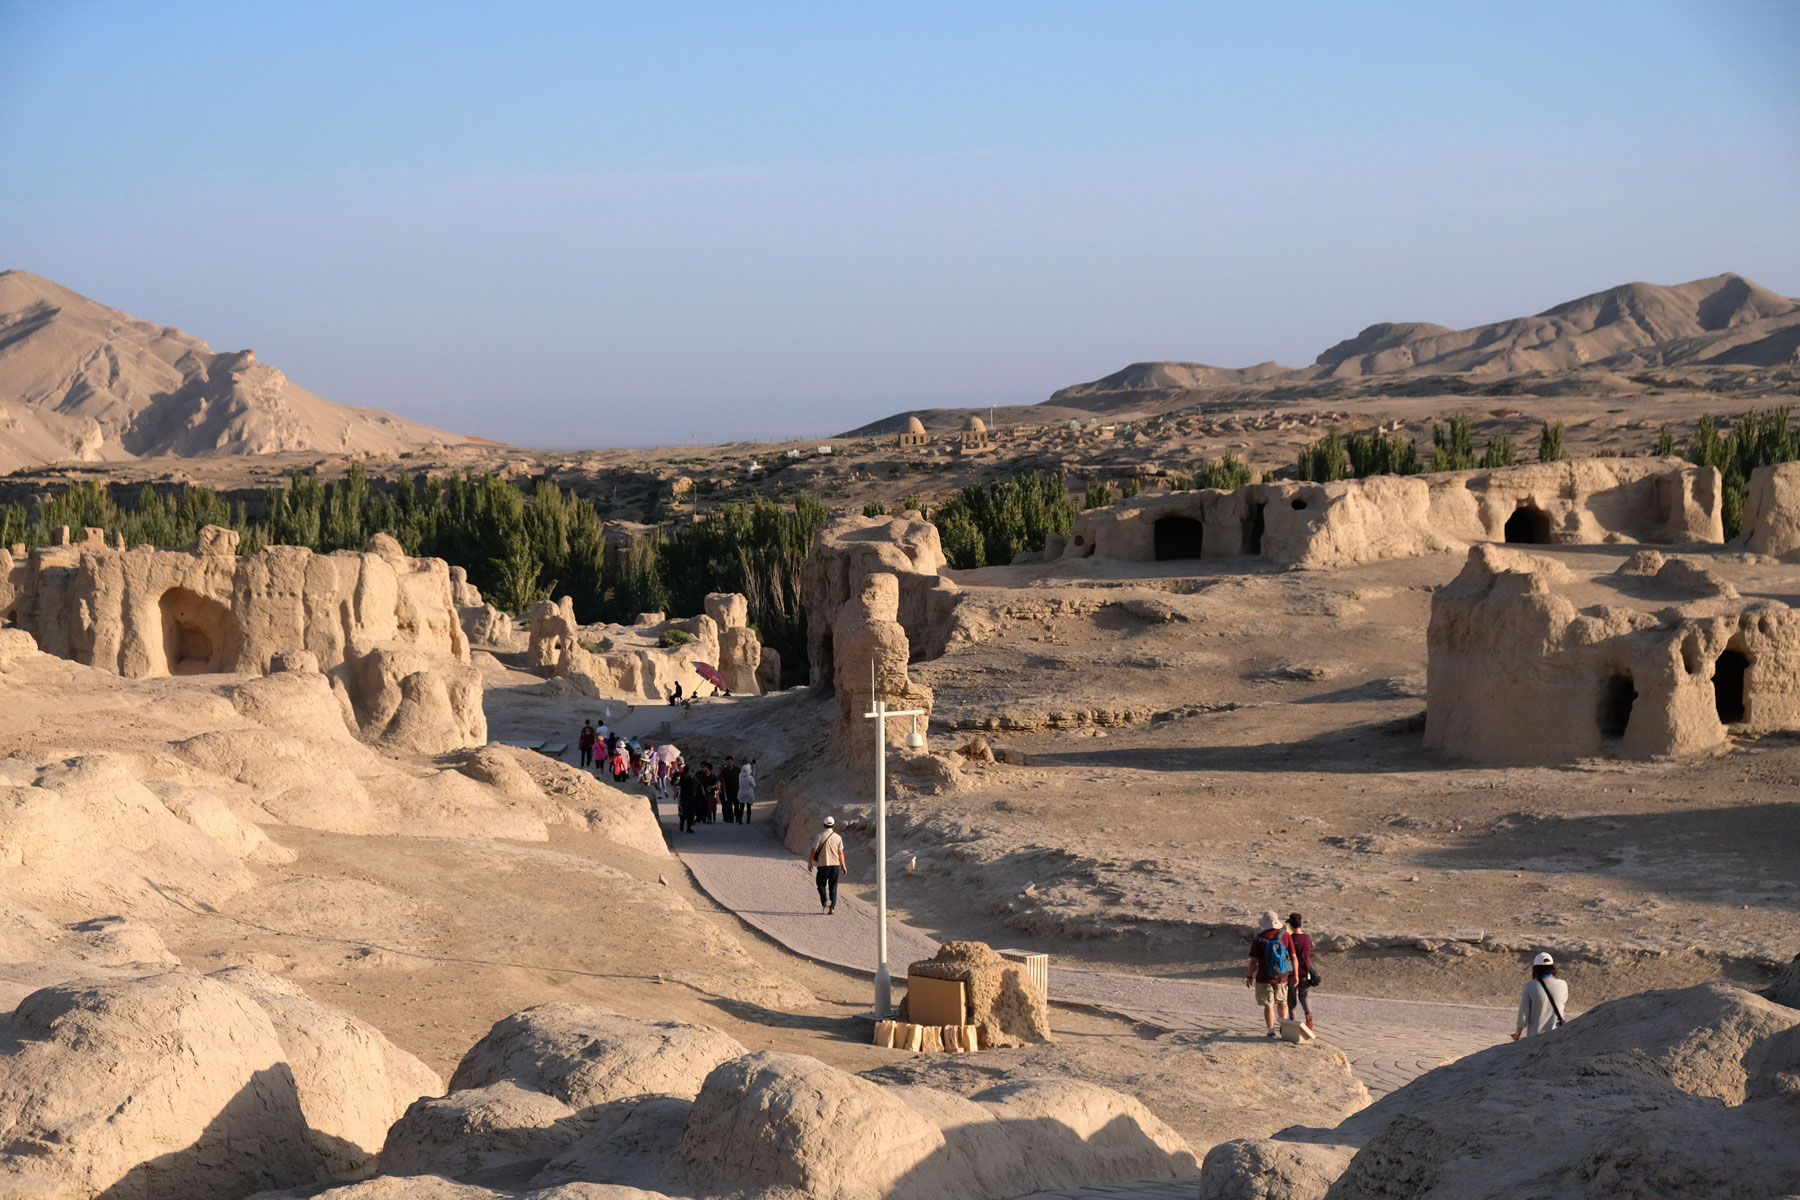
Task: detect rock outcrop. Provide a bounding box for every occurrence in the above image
[831,571,934,769]
[679,1051,1198,1200]
[451,567,525,651]
[381,1006,746,1187]
[1741,461,1800,560]
[1425,544,1800,762]
[210,967,445,1177]
[0,977,303,1195]
[535,591,768,700]
[0,528,484,752]
[802,513,960,687]
[1282,982,1800,1198]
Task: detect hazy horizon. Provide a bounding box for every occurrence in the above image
[4,2,1797,445]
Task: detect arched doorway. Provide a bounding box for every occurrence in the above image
[1244,502,1266,555]
[158,588,236,675]
[1599,673,1636,740]
[1504,504,1553,544]
[1153,516,1204,561]
[1714,649,1749,724]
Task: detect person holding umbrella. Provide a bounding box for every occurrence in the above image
[694,662,728,699]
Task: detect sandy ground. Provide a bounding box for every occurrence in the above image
[771,545,1800,1012]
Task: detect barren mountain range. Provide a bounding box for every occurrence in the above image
[849,273,1800,435]
[0,271,464,475]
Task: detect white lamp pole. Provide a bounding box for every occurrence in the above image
[862,662,926,1019]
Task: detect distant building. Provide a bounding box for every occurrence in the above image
[957,415,992,455]
[898,416,930,448]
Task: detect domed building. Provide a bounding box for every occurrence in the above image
[958,414,992,454]
[897,415,930,448]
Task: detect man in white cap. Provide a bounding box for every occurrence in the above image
[809,816,847,915]
[1513,952,1569,1040]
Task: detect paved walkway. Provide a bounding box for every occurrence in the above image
[656,799,1505,1100]
[600,722,1506,1200]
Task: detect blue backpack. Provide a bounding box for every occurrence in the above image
[1256,932,1293,978]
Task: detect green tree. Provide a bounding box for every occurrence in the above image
[1430,414,1478,471]
[1480,434,1515,469]
[1537,421,1565,463]
[1082,480,1114,510]
[1655,424,1676,457]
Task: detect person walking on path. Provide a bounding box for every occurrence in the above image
[677,763,701,834]
[810,815,846,914]
[737,761,756,823]
[1513,952,1569,1040]
[578,721,596,769]
[1245,909,1298,1038]
[1286,912,1317,1032]
[720,757,742,823]
[696,762,719,822]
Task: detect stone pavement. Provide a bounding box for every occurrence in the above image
[656,800,1506,1100]
[634,765,1508,1200]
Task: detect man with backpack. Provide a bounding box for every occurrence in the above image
[1245,909,1298,1038]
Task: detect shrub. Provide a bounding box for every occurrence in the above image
[1081,480,1114,510]
[659,629,696,648]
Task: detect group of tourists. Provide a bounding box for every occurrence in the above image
[675,755,755,833]
[576,719,757,834]
[578,719,660,783]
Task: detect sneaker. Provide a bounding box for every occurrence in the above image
[827,902,835,915]
[1266,1027,1279,1038]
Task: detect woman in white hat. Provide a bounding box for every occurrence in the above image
[1512,951,1569,1040]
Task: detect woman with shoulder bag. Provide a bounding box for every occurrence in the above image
[1287,912,1319,1032]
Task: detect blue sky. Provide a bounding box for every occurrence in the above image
[4,2,1797,445]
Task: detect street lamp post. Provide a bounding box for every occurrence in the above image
[863,665,926,1019]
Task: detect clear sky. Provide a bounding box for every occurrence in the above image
[4,2,1797,446]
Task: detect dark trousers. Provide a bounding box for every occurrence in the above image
[1292,982,1312,1015]
[579,746,593,768]
[815,865,840,907]
[679,806,696,833]
[738,801,751,823]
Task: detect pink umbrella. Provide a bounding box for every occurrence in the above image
[693,662,726,690]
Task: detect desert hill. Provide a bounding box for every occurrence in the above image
[848,273,1798,438]
[0,271,466,475]
[1023,273,1799,413]
[1309,273,1800,378]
